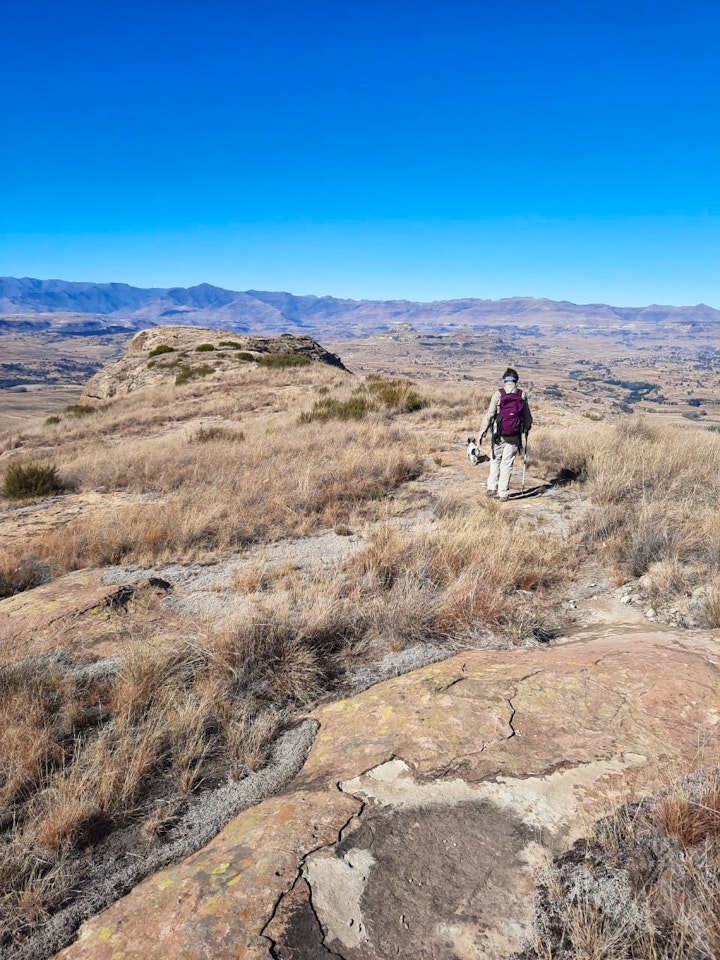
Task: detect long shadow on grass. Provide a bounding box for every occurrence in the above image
[506,483,552,501]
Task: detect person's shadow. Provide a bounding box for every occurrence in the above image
[507,483,550,500]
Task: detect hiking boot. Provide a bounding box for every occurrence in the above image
[486,489,497,498]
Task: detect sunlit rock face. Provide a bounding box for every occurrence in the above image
[79,326,346,402]
[56,631,720,960]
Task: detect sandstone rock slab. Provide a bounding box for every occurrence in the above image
[55,631,720,960]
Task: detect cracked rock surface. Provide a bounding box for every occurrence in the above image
[55,631,720,960]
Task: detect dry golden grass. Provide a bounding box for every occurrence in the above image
[703,580,720,628]
[0,627,295,943]
[530,417,720,618]
[0,422,424,595]
[345,509,570,639]
[521,766,720,960]
[655,771,720,847]
[3,365,720,949]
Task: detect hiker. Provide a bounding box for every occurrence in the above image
[478,367,532,500]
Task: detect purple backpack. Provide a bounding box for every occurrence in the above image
[497,389,525,438]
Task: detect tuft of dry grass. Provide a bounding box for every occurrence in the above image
[700,576,720,628]
[655,771,720,847]
[345,508,570,641]
[531,417,720,606]
[0,625,302,945]
[517,767,720,960]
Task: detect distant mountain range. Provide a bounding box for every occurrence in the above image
[1,276,719,338]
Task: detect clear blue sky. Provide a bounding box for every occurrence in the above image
[2,0,719,305]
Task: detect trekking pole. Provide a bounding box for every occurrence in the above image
[521,432,528,493]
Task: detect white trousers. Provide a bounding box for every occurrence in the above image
[487,439,520,498]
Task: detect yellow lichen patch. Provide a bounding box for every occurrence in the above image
[157,878,175,890]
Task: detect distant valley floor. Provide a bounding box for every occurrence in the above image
[2,315,720,428]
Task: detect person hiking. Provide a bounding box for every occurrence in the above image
[478,367,532,500]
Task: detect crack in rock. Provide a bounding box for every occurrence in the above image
[435,675,466,693]
[507,698,518,738]
[261,799,368,959]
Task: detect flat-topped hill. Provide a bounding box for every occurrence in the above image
[79,326,346,402]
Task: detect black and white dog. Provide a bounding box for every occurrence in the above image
[466,437,484,465]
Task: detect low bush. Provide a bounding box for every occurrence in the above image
[45,415,61,425]
[218,340,244,350]
[299,395,375,423]
[364,375,428,413]
[192,425,245,443]
[235,352,256,362]
[258,354,310,369]
[3,463,64,499]
[195,343,215,352]
[175,364,214,385]
[64,404,96,418]
[148,344,174,358]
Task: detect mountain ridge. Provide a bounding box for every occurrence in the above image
[1,276,718,338]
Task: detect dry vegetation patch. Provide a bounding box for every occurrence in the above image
[530,418,720,623]
[3,362,720,955]
[0,372,430,597]
[515,767,720,960]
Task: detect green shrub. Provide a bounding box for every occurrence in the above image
[258,354,311,369]
[235,352,257,362]
[195,343,215,352]
[3,463,64,499]
[299,396,375,423]
[192,425,245,443]
[364,376,428,413]
[175,364,214,386]
[148,344,175,358]
[219,340,245,350]
[45,415,61,425]
[64,404,96,418]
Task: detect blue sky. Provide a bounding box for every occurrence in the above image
[2,0,719,304]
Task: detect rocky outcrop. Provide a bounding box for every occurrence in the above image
[79,327,346,402]
[55,630,720,960]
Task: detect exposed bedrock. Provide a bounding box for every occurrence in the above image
[56,631,720,960]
